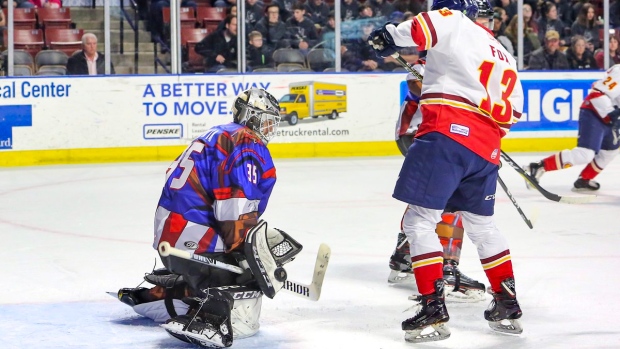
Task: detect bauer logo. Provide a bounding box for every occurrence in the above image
[0,105,33,150]
[143,123,183,140]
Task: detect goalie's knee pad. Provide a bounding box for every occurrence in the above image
[244,220,303,299]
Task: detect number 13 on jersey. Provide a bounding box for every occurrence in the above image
[478,60,518,124]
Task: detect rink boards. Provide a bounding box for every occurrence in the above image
[0,71,603,166]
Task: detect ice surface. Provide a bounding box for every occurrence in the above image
[1,154,619,348]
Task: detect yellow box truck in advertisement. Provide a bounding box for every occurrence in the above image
[278,81,347,125]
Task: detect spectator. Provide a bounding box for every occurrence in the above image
[0,9,5,47]
[366,0,394,19]
[149,0,197,42]
[286,2,318,51]
[392,0,423,16]
[566,35,597,70]
[553,0,573,27]
[320,11,336,51]
[254,4,291,51]
[245,0,263,31]
[304,0,331,28]
[611,0,620,28]
[357,5,373,20]
[24,0,60,8]
[345,22,383,71]
[528,30,569,70]
[274,0,295,21]
[195,15,238,72]
[341,0,359,21]
[246,31,274,70]
[505,5,540,60]
[211,0,234,7]
[571,3,603,51]
[2,0,34,8]
[492,9,514,55]
[594,35,620,69]
[66,33,115,75]
[494,6,510,27]
[494,0,517,22]
[215,5,237,32]
[537,1,568,46]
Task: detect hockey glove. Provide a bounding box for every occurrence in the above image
[608,107,620,129]
[367,23,402,58]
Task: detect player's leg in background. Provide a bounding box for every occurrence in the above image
[524,109,601,188]
[573,119,620,191]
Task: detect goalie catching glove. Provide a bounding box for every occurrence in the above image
[243,220,303,299]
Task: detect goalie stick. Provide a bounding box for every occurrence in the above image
[499,151,596,204]
[158,241,330,301]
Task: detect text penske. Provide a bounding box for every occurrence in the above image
[0,81,72,99]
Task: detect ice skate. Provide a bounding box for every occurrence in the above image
[162,313,233,348]
[116,287,148,306]
[523,161,545,190]
[388,232,415,284]
[442,260,486,302]
[402,279,451,343]
[572,178,600,192]
[484,277,523,335]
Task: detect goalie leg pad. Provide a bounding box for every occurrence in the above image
[244,220,287,299]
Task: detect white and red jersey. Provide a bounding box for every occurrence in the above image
[386,9,524,164]
[396,60,426,139]
[582,64,620,124]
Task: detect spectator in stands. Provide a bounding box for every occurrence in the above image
[212,0,234,8]
[2,0,35,8]
[538,1,568,47]
[357,5,374,21]
[246,31,274,71]
[274,0,295,22]
[149,0,197,43]
[304,0,331,28]
[552,0,573,27]
[367,0,394,19]
[494,0,517,23]
[320,11,336,51]
[66,33,115,75]
[286,2,318,52]
[389,11,405,24]
[25,0,61,8]
[403,11,415,21]
[492,9,514,55]
[611,0,620,28]
[0,9,4,46]
[528,30,570,70]
[393,0,423,16]
[341,0,359,21]
[595,34,620,69]
[195,15,238,72]
[571,3,602,52]
[494,6,510,27]
[245,0,263,31]
[215,5,237,32]
[505,4,540,62]
[345,22,382,71]
[255,4,291,51]
[566,35,597,70]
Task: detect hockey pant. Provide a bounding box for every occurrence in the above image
[402,205,514,295]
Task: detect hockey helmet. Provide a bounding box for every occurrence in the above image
[232,88,281,145]
[431,0,479,21]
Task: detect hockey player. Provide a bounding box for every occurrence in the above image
[370,0,524,343]
[524,65,620,192]
[390,60,486,303]
[115,88,304,348]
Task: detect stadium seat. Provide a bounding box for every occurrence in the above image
[36,65,67,75]
[194,0,212,7]
[252,68,276,73]
[44,28,84,56]
[273,48,306,67]
[306,48,335,72]
[2,8,36,29]
[3,29,44,58]
[13,65,33,76]
[323,67,348,72]
[37,7,72,29]
[2,49,35,71]
[216,68,237,74]
[162,7,197,29]
[196,7,226,30]
[181,28,209,72]
[35,50,68,72]
[276,63,305,72]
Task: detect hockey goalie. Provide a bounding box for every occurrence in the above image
[112,88,329,348]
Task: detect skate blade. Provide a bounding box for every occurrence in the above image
[106,291,119,299]
[161,322,224,348]
[404,323,451,343]
[488,319,523,335]
[444,286,486,303]
[388,270,416,284]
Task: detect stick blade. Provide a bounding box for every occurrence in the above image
[309,243,331,301]
[559,194,597,204]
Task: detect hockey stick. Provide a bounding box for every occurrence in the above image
[158,242,330,301]
[499,151,596,204]
[497,175,534,229]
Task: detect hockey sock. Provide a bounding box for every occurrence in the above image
[542,154,563,171]
[578,161,602,180]
[412,252,444,295]
[481,250,514,294]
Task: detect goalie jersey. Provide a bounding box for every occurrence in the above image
[582,64,620,123]
[387,9,524,164]
[154,123,277,254]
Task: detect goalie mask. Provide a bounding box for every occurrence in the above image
[232,88,281,145]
